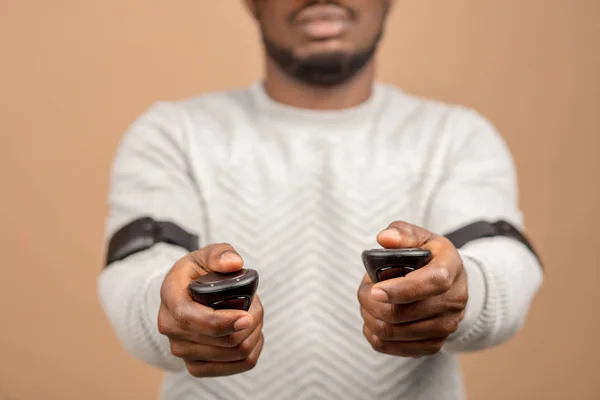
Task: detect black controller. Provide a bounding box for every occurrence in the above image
[188,269,259,311]
[361,248,432,283]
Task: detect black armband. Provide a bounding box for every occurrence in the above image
[105,217,199,267]
[444,220,542,267]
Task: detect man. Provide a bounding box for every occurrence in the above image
[98,1,543,399]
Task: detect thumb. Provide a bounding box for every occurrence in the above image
[161,247,249,319]
[376,221,436,249]
[189,243,245,275]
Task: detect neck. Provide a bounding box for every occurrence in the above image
[263,58,375,111]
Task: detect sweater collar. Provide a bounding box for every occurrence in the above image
[249,80,388,126]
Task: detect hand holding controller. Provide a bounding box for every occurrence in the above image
[158,244,264,378]
[358,221,468,358]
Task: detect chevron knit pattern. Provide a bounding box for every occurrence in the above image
[98,82,543,400]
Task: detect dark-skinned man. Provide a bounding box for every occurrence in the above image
[98,1,543,399]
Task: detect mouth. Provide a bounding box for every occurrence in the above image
[293,4,353,40]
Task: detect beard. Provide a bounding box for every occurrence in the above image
[261,28,384,87]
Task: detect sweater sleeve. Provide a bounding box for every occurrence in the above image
[425,109,543,353]
[97,102,205,371]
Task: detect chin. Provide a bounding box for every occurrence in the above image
[295,39,355,59]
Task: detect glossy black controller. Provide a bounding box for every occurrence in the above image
[188,269,259,311]
[362,248,432,283]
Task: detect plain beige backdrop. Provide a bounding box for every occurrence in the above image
[1,1,599,399]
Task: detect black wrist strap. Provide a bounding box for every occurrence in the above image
[105,216,199,267]
[444,220,542,267]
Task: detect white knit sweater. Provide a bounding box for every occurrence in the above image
[98,82,543,400]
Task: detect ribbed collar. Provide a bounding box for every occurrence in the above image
[249,80,388,127]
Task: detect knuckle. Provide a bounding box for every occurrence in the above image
[173,304,190,325]
[357,282,370,304]
[448,317,460,333]
[444,285,468,313]
[189,247,208,265]
[364,326,385,352]
[369,319,384,336]
[254,302,264,322]
[237,338,255,358]
[384,304,402,324]
[170,342,188,358]
[420,340,445,355]
[159,280,170,303]
[407,223,418,238]
[373,320,393,340]
[439,318,459,336]
[432,267,453,292]
[437,235,453,248]
[371,337,386,353]
[186,363,205,378]
[157,321,168,335]
[224,333,243,348]
[452,291,469,310]
[172,304,188,322]
[357,288,364,303]
[244,356,258,370]
[429,340,445,354]
[157,310,172,335]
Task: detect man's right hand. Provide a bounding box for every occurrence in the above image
[158,243,264,378]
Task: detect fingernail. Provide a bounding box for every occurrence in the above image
[234,316,252,331]
[221,251,242,264]
[371,288,389,302]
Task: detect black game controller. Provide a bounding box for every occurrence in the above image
[362,248,432,283]
[188,269,259,311]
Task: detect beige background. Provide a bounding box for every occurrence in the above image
[1,0,599,399]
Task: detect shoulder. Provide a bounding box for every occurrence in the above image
[382,83,498,134]
[381,83,512,161]
[177,86,256,126]
[118,86,255,151]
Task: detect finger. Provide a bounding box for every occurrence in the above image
[363,324,446,357]
[357,273,373,303]
[158,298,252,339]
[372,238,463,304]
[358,273,393,320]
[160,259,253,338]
[186,295,264,347]
[184,334,265,378]
[361,271,467,324]
[359,273,433,325]
[364,288,468,324]
[359,273,415,324]
[170,321,264,362]
[189,243,245,274]
[362,307,462,341]
[376,221,436,250]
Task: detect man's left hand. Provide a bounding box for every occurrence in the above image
[358,221,468,358]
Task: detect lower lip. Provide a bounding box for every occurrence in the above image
[298,19,348,39]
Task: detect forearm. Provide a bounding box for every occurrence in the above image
[97,243,187,371]
[443,236,543,352]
